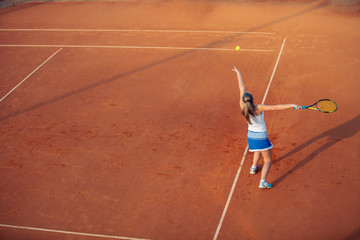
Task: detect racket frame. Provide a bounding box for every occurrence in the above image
[301,99,338,113]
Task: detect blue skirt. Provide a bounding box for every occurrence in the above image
[247,131,273,152]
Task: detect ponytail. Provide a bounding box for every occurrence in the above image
[241,92,255,124]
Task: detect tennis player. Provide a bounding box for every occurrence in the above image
[232,66,301,189]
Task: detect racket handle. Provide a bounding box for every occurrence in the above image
[293,106,306,110]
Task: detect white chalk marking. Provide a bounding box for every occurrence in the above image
[0,38,287,240]
[262,38,287,104]
[0,44,274,52]
[213,145,249,240]
[213,38,287,240]
[0,28,275,35]
[0,224,151,240]
[0,48,62,103]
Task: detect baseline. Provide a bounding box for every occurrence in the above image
[0,28,275,35]
[0,224,151,240]
[212,38,287,240]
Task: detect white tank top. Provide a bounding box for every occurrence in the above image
[248,112,267,132]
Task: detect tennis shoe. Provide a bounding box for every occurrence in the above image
[250,166,257,175]
[259,181,272,189]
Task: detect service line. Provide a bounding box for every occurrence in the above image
[212,38,287,240]
[0,44,274,52]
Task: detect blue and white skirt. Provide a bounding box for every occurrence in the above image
[247,131,273,152]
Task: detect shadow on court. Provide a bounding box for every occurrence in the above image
[0,1,50,15]
[272,114,360,186]
[345,227,360,240]
[0,2,330,121]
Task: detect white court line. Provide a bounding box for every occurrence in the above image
[0,28,275,35]
[0,224,152,240]
[212,37,287,240]
[0,44,274,52]
[261,38,287,104]
[213,145,249,240]
[0,39,285,240]
[0,48,62,103]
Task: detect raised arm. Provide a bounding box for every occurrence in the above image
[232,66,245,108]
[258,104,301,111]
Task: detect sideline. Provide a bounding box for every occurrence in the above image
[212,38,287,240]
[0,48,62,103]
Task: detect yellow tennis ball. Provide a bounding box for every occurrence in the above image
[236,46,240,51]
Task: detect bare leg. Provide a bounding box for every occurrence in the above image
[252,151,261,168]
[260,149,272,181]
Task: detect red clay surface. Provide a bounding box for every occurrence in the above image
[0,1,359,240]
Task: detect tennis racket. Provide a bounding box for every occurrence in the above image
[296,99,338,113]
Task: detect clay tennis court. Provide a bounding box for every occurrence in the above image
[0,1,359,239]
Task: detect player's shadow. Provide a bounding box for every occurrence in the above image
[272,114,360,187]
[345,227,360,240]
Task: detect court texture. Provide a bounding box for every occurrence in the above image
[0,0,359,239]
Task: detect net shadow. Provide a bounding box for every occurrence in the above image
[0,2,330,121]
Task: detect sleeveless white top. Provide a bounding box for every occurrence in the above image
[248,112,267,132]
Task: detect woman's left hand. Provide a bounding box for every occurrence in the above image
[232,66,240,73]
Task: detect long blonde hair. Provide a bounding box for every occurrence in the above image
[242,92,256,124]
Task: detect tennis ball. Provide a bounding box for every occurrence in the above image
[236,46,240,51]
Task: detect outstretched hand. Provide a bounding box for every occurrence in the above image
[232,66,240,73]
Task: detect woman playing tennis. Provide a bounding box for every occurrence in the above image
[233,66,301,189]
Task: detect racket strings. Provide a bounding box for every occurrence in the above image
[316,100,337,112]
